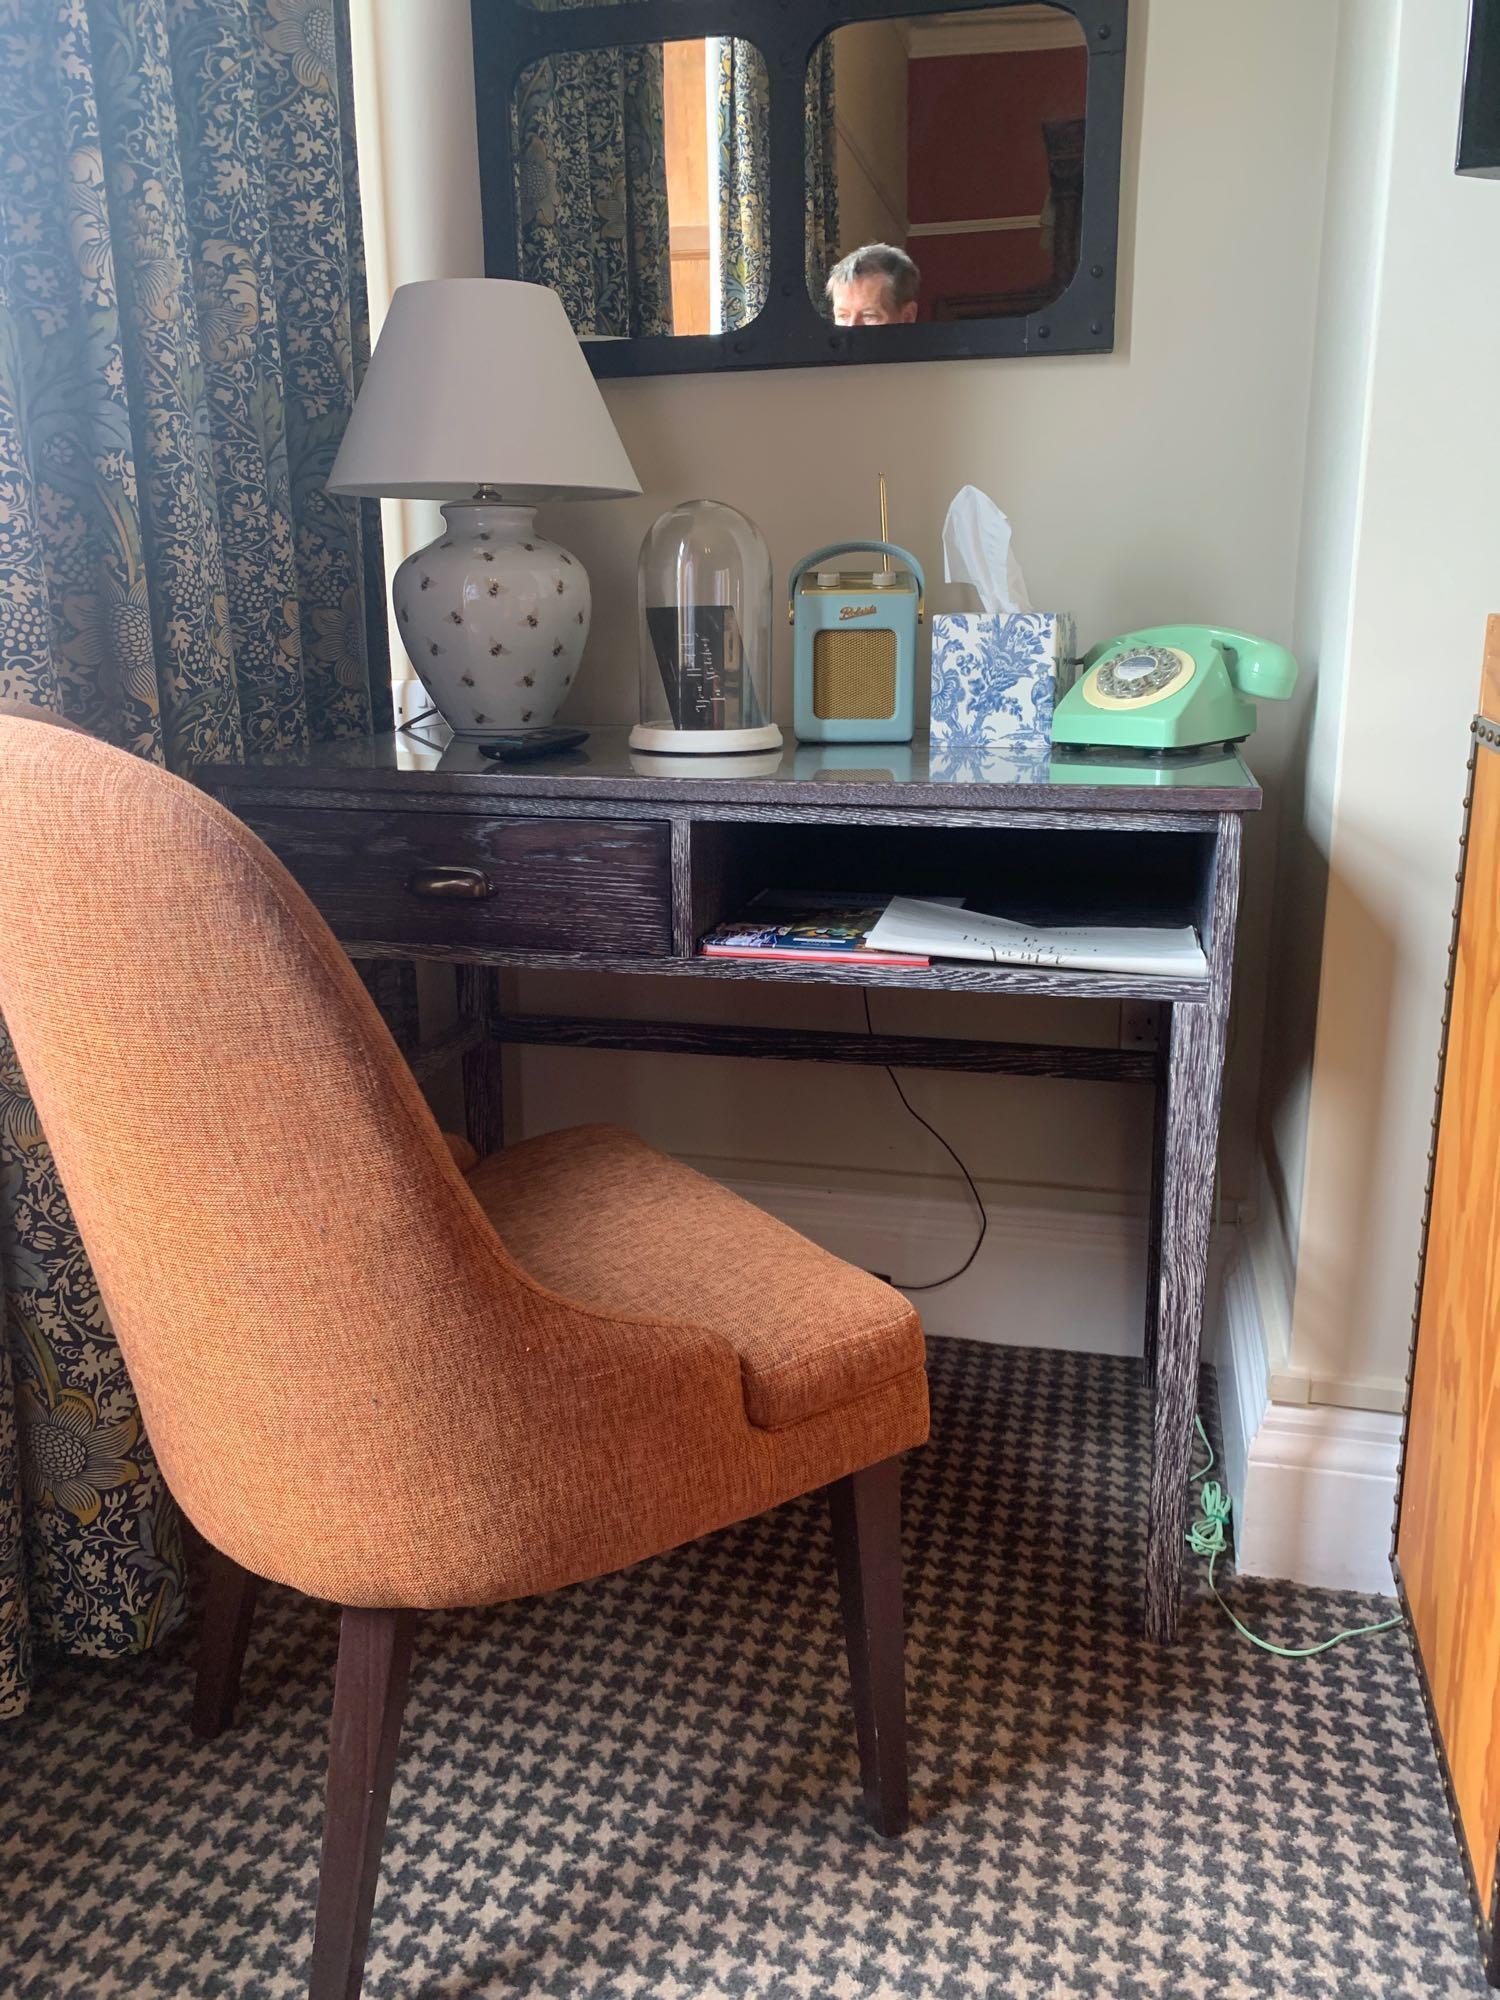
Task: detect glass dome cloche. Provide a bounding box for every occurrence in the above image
[632,499,780,754]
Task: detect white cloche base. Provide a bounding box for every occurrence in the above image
[628,722,784,755]
[394,502,589,737]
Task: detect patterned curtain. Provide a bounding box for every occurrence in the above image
[0,0,387,1718]
[804,40,840,315]
[513,0,672,339]
[712,37,767,334]
[714,38,839,332]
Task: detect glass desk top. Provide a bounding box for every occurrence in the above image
[203,725,1262,814]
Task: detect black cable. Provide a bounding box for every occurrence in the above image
[396,704,441,736]
[862,989,988,1290]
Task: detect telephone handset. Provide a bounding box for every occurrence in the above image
[1051,623,1298,753]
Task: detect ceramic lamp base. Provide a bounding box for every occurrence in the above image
[393,502,589,738]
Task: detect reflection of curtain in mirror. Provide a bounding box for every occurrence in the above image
[713,40,839,332]
[513,11,672,338]
[804,42,840,313]
[712,39,769,332]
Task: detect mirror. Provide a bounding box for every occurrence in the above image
[813,7,1087,327]
[511,38,721,339]
[473,0,1126,376]
[512,36,856,339]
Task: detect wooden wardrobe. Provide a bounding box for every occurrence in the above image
[1396,613,1500,1986]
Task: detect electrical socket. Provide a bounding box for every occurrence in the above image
[1119,1001,1160,1051]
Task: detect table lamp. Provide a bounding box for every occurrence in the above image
[328,278,640,737]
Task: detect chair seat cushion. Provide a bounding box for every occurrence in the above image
[466,1125,924,1431]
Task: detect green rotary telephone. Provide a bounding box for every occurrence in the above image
[1051,624,1298,753]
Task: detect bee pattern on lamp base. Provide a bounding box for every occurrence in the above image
[392,501,590,737]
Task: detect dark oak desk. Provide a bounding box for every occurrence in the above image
[199,728,1261,1642]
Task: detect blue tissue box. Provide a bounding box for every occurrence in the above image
[930,612,1075,752]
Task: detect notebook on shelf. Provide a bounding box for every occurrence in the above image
[864,897,1209,979]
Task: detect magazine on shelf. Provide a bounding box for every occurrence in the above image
[863,897,1209,979]
[700,891,932,967]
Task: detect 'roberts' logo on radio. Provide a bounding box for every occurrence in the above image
[839,604,878,621]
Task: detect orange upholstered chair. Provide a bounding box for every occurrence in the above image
[0,714,928,2000]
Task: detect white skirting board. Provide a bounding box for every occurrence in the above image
[1210,1247,1400,1597]
[715,1172,1148,1355]
[719,1171,1401,1596]
[1231,1404,1402,1597]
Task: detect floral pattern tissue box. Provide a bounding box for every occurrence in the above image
[930,612,1076,755]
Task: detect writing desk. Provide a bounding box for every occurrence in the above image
[199,728,1261,1643]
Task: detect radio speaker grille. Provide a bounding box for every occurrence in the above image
[812,630,898,720]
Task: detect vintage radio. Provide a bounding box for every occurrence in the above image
[790,484,924,744]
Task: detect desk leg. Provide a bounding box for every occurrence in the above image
[1144,992,1230,1643]
[456,966,505,1157]
[1141,1052,1168,1396]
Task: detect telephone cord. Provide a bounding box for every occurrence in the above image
[1187,1417,1402,1657]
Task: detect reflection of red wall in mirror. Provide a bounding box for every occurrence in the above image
[906,48,1086,320]
[913,228,1053,311]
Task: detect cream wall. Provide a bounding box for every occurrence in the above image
[1250,0,1401,1404]
[1258,0,1399,1283]
[352,1,1342,1298]
[1253,0,1500,1411]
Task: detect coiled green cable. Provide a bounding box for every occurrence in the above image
[1186,1417,1402,1657]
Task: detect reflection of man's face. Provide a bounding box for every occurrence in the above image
[830,274,918,327]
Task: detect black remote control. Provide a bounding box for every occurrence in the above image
[476,728,589,762]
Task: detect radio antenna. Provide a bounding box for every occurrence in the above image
[879,471,889,545]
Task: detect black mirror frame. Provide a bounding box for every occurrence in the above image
[471,0,1128,377]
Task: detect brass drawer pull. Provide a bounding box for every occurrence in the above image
[405,865,496,902]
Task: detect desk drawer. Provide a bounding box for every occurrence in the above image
[236,805,673,956]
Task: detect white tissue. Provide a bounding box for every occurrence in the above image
[941,484,1032,615]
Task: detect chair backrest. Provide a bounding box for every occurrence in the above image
[0,713,535,1603]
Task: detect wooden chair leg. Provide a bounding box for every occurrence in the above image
[309,1607,416,2000]
[192,1548,260,1741]
[827,1455,910,1837]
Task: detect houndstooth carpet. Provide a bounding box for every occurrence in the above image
[0,1339,1485,2000]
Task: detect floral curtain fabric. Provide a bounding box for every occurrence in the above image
[715,37,840,332]
[0,0,387,1718]
[713,37,770,334]
[513,0,672,339]
[804,40,840,315]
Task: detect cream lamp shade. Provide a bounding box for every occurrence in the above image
[328,279,639,739]
[327,278,640,503]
